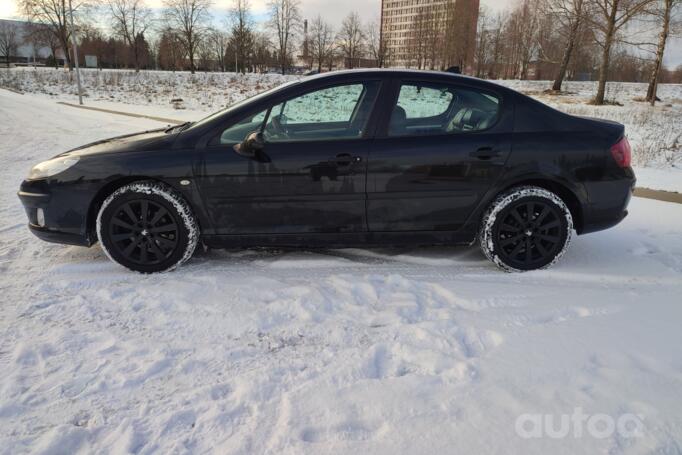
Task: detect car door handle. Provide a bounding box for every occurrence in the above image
[333,153,362,166]
[470,147,500,160]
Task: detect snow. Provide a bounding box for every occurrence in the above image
[634,167,682,193]
[2,86,682,453]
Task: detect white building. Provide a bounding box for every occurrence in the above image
[0,19,64,65]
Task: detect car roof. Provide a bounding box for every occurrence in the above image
[304,68,471,80]
[302,68,512,93]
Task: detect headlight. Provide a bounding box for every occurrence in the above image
[27,156,79,180]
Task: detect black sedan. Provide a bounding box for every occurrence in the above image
[18,69,635,273]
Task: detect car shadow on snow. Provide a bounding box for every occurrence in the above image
[47,224,675,282]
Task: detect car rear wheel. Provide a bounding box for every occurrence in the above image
[480,186,573,272]
[96,181,199,273]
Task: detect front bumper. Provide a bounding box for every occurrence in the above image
[26,223,92,246]
[18,183,94,247]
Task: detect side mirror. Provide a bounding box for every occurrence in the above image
[234,131,268,161]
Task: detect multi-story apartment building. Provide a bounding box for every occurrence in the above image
[380,0,479,72]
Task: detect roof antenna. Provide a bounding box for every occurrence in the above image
[445,66,461,74]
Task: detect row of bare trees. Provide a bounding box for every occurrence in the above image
[9,0,389,75]
[473,0,680,104]
[268,2,387,74]
[15,0,238,73]
[6,0,681,104]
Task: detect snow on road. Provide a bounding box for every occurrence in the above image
[1,90,682,454]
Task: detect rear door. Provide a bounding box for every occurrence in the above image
[195,80,382,235]
[367,78,512,232]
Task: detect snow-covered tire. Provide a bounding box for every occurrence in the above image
[479,186,573,272]
[96,181,199,273]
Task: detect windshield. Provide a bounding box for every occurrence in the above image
[186,79,300,130]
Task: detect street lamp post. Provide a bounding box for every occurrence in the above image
[68,0,83,105]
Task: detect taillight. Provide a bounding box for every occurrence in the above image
[610,137,632,168]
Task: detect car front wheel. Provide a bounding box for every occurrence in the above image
[480,186,573,272]
[96,181,199,273]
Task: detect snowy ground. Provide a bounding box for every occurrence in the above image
[2,85,682,453]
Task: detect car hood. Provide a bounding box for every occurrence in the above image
[58,128,176,158]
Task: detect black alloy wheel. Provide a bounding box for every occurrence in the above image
[495,199,564,269]
[480,186,573,272]
[97,181,199,273]
[108,199,179,266]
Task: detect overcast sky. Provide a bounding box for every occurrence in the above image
[1,0,680,67]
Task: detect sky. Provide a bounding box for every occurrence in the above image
[1,0,680,67]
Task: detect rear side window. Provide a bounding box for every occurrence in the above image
[388,82,500,137]
[397,85,453,118]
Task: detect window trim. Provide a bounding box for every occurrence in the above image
[202,78,385,149]
[384,79,504,139]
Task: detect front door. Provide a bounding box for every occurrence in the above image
[196,81,381,235]
[367,79,512,232]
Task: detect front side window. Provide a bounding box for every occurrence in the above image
[388,82,500,137]
[262,82,380,143]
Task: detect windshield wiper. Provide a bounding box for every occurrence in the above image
[165,121,193,133]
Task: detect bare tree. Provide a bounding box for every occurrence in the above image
[337,12,365,69]
[19,0,90,70]
[163,0,212,74]
[268,0,300,74]
[108,0,153,72]
[543,0,587,90]
[207,27,229,71]
[197,35,213,70]
[309,15,334,72]
[474,8,490,77]
[443,0,479,72]
[408,7,430,69]
[0,21,19,67]
[230,0,254,73]
[366,19,390,68]
[589,0,655,104]
[27,22,62,68]
[487,12,506,78]
[157,26,185,70]
[251,31,273,72]
[645,0,680,104]
[517,0,541,79]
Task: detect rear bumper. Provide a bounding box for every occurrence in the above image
[580,171,635,235]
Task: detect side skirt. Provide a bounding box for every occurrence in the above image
[201,230,477,249]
